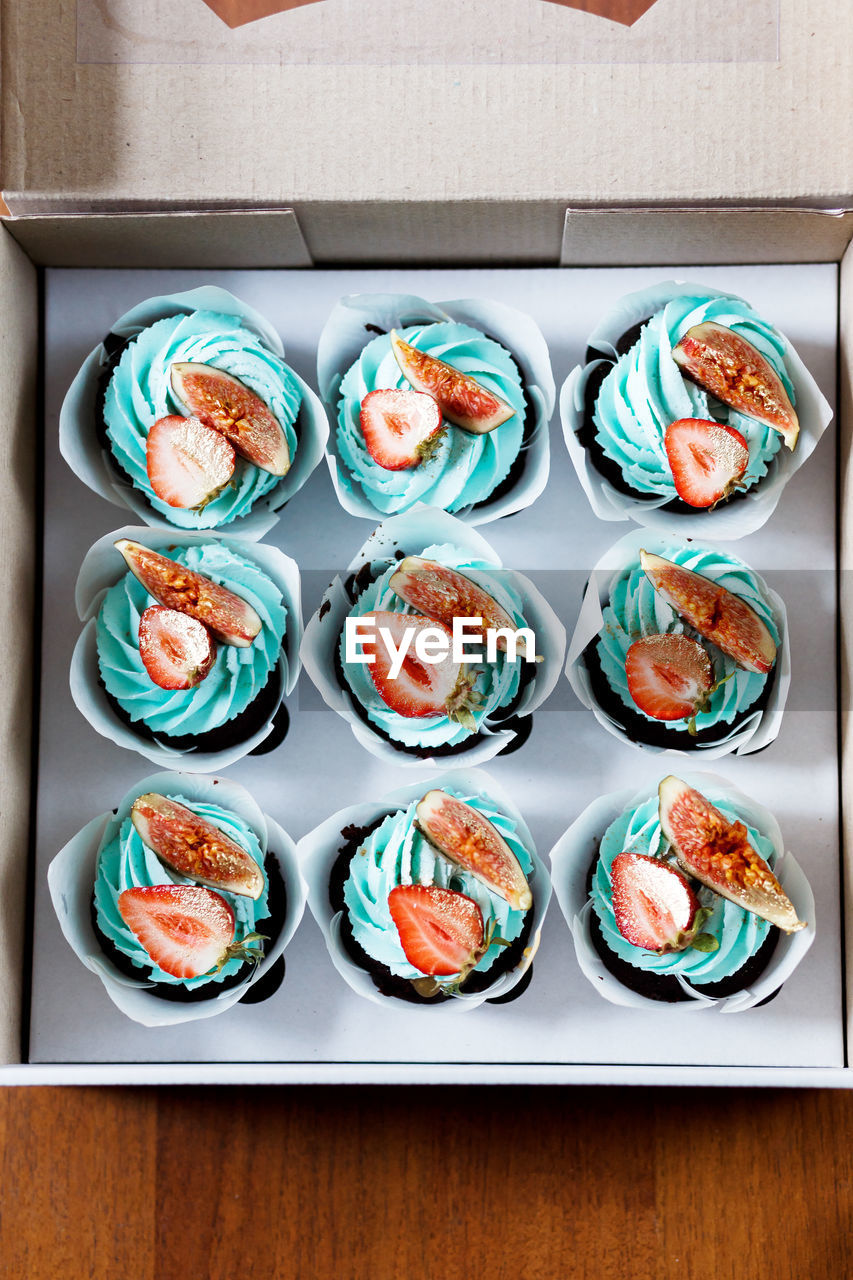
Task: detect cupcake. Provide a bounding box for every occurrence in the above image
[70,526,302,771]
[566,530,789,757]
[299,768,551,1009]
[317,292,554,525]
[549,773,814,1012]
[301,507,566,766]
[561,281,832,538]
[47,772,307,1026]
[59,285,329,538]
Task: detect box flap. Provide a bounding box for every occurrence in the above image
[0,227,37,1066]
[2,0,851,211]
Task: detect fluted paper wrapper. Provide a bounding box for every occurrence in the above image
[47,771,307,1027]
[70,525,302,771]
[317,292,555,526]
[549,771,815,1013]
[564,529,791,758]
[59,285,329,541]
[560,280,833,539]
[300,506,567,767]
[297,767,551,1011]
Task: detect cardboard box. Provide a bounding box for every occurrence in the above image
[0,0,852,1083]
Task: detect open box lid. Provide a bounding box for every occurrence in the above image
[2,0,852,222]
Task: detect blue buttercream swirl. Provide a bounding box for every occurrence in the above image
[96,543,287,738]
[338,541,529,750]
[94,794,270,988]
[594,542,779,739]
[103,310,303,528]
[336,322,526,514]
[343,787,533,987]
[591,787,775,985]
[593,294,795,499]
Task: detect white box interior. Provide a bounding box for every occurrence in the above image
[28,264,842,1075]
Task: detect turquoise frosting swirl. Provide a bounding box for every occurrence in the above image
[338,541,528,750]
[336,322,526,514]
[94,794,270,988]
[595,542,779,738]
[593,294,794,498]
[96,543,287,738]
[590,787,775,985]
[343,787,533,987]
[103,310,303,528]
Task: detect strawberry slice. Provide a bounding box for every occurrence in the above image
[117,884,265,979]
[138,605,217,690]
[130,793,265,899]
[145,414,235,510]
[625,634,713,723]
[388,884,485,977]
[360,609,479,725]
[115,539,262,648]
[663,418,749,508]
[610,852,701,954]
[359,388,443,471]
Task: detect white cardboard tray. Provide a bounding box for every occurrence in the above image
[28,265,842,1079]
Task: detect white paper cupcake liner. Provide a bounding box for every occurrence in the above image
[47,770,308,1027]
[300,506,567,768]
[59,285,329,541]
[70,525,303,772]
[560,280,833,539]
[565,528,791,759]
[549,771,815,1013]
[297,766,551,1012]
[316,292,555,526]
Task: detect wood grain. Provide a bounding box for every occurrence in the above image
[1,1086,852,1278]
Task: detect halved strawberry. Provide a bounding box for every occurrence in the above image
[117,884,265,979]
[610,852,701,954]
[359,388,443,470]
[625,634,712,724]
[388,884,485,977]
[138,605,217,690]
[145,414,235,510]
[360,609,480,726]
[663,418,749,509]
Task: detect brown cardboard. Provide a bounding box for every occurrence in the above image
[3,0,851,214]
[3,210,312,268]
[0,227,38,1067]
[840,237,853,1046]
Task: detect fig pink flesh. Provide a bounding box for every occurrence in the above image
[114,539,262,647]
[416,789,532,910]
[131,793,265,899]
[389,331,514,434]
[171,362,291,475]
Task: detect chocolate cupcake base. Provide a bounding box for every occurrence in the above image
[98,661,287,756]
[90,851,287,1004]
[329,818,534,1006]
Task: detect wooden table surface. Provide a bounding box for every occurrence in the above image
[2,1085,850,1277]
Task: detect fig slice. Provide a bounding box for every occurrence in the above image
[658,776,806,933]
[114,539,262,648]
[389,556,534,659]
[389,330,515,434]
[672,321,799,450]
[415,789,532,911]
[131,793,265,900]
[170,362,291,476]
[639,550,776,675]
